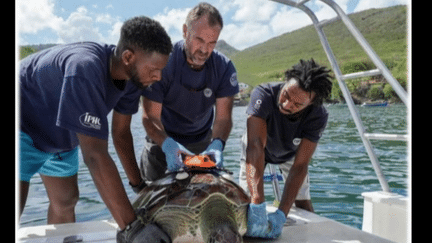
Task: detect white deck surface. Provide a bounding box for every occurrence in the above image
[18,206,395,243]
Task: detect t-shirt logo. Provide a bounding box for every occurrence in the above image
[79,112,101,130]
[204,88,213,98]
[230,72,238,87]
[293,138,302,146]
[254,99,262,109]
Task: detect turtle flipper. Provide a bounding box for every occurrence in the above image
[139,223,172,243]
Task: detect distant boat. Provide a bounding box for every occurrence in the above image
[233,99,249,106]
[361,101,388,107]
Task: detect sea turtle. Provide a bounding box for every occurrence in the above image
[132,155,250,243]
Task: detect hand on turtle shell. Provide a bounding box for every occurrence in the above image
[202,139,224,167]
[161,137,193,172]
[265,209,286,239]
[245,202,271,238]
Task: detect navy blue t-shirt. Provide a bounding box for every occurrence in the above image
[20,42,142,153]
[142,40,239,144]
[246,82,328,164]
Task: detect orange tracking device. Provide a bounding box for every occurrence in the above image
[183,155,216,169]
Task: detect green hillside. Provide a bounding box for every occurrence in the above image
[230,5,407,101]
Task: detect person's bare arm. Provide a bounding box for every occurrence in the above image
[211,96,234,141]
[112,111,141,187]
[77,133,136,230]
[278,138,317,216]
[245,115,268,204]
[142,97,167,147]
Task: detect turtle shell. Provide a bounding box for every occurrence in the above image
[132,169,250,242]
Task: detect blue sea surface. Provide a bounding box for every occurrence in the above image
[20,104,408,230]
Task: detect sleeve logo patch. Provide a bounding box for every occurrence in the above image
[79,112,101,130]
[230,72,238,87]
[293,138,302,146]
[254,99,262,109]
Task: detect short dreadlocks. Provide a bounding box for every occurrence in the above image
[284,59,333,106]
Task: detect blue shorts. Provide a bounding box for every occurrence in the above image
[20,131,79,182]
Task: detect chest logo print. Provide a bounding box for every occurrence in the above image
[79,112,101,130]
[204,88,213,98]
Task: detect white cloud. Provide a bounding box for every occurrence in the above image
[96,13,116,24]
[213,0,235,15]
[217,0,307,50]
[18,0,408,49]
[216,0,386,50]
[56,6,103,43]
[153,7,191,43]
[18,0,123,45]
[269,6,311,36]
[105,21,123,45]
[18,0,62,34]
[220,22,271,50]
[231,0,277,22]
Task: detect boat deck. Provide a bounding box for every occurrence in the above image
[17,206,395,243]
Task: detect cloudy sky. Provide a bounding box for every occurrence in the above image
[17,0,408,50]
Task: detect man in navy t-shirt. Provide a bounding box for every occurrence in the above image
[240,59,333,239]
[20,16,172,242]
[139,3,239,181]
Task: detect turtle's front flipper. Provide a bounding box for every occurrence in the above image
[139,223,172,243]
[117,221,172,243]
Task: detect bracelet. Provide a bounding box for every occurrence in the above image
[129,180,147,193]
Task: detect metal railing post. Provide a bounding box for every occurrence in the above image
[269,164,282,202]
[311,19,391,193]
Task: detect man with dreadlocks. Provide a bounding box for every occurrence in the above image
[239,59,333,239]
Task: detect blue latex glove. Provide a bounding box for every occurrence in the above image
[161,137,193,172]
[265,209,286,239]
[245,203,270,238]
[202,139,224,167]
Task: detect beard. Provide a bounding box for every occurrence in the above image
[278,103,293,115]
[128,66,145,90]
[278,103,310,121]
[184,46,209,68]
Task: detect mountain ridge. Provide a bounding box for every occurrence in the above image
[214,39,239,58]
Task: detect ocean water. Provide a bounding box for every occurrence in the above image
[19,104,408,230]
